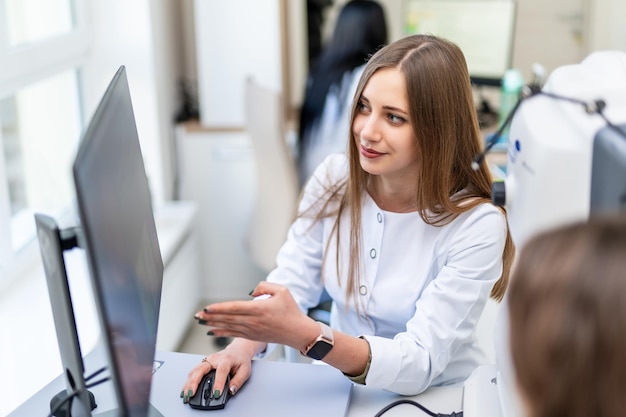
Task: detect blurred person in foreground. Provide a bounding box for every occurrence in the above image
[509,213,626,417]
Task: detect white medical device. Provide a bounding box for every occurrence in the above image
[463,50,626,417]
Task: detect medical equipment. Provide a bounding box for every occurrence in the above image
[464,50,626,417]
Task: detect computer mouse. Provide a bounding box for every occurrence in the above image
[188,369,230,410]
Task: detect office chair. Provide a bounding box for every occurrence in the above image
[244,78,299,274]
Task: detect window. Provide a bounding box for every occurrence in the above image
[5,0,74,47]
[1,70,82,249]
[0,1,171,414]
[0,0,88,274]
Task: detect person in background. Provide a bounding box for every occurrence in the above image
[297,0,388,187]
[181,34,514,403]
[508,214,626,417]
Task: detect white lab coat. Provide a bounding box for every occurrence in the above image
[267,154,507,395]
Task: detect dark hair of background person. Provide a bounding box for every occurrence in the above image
[307,0,335,69]
[508,214,626,417]
[298,0,388,176]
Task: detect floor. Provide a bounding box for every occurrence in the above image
[177,319,225,356]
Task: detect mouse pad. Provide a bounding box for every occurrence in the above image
[150,351,353,417]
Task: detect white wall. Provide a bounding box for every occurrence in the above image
[82,0,185,203]
[588,0,626,51]
[194,0,283,127]
[147,0,187,201]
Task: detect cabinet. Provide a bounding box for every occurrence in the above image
[155,201,203,351]
[177,126,265,302]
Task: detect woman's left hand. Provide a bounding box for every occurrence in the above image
[194,281,318,350]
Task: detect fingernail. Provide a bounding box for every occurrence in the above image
[203,307,211,313]
[229,385,238,395]
[180,390,184,398]
[197,319,207,325]
[248,289,254,296]
[183,389,191,403]
[214,389,221,398]
[206,330,214,336]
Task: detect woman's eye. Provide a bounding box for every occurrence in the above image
[357,101,369,112]
[388,114,406,125]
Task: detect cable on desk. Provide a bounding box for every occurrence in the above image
[373,398,463,417]
[84,366,107,382]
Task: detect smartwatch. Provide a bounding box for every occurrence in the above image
[300,321,334,360]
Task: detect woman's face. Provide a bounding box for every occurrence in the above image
[353,67,419,181]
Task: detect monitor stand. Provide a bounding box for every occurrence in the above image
[35,214,97,417]
[50,390,97,417]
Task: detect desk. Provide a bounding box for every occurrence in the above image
[9,350,462,417]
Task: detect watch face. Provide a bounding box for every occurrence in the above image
[308,340,333,361]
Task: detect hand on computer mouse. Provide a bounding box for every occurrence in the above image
[188,370,230,410]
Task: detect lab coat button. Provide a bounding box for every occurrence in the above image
[369,248,376,258]
[377,213,382,223]
[359,285,367,295]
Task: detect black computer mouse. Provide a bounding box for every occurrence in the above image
[188,369,230,410]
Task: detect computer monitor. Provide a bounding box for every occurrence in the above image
[404,0,517,87]
[73,66,164,416]
[590,124,626,214]
[36,65,164,417]
[35,214,97,417]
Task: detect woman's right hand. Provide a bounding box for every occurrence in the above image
[180,338,263,404]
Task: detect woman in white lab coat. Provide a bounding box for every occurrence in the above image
[182,34,514,402]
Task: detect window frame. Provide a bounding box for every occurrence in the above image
[0,0,89,98]
[0,0,89,276]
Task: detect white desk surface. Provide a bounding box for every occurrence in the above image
[9,349,463,417]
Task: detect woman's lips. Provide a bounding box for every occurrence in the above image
[360,145,385,159]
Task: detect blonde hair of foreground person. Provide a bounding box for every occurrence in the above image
[508,213,626,417]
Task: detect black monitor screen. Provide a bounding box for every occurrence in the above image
[73,66,163,416]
